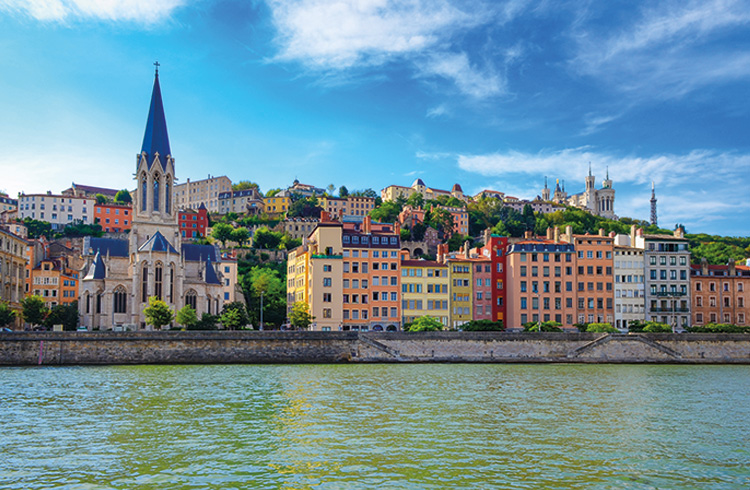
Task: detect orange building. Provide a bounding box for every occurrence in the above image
[569,234,615,325]
[179,204,208,238]
[691,262,749,326]
[506,238,577,330]
[30,256,79,307]
[94,203,132,233]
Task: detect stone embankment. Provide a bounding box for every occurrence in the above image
[1,331,749,366]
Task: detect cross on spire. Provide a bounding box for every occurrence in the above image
[154,61,160,75]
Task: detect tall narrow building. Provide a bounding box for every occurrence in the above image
[78,67,226,330]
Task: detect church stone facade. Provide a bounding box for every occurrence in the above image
[542,166,616,219]
[79,70,225,330]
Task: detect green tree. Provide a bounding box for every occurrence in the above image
[287,196,322,218]
[114,189,132,204]
[326,184,335,195]
[176,305,199,329]
[232,181,261,193]
[0,301,15,327]
[289,301,314,330]
[524,321,563,332]
[22,218,52,239]
[243,267,286,328]
[95,193,108,205]
[369,200,402,223]
[211,222,234,248]
[642,322,672,333]
[406,316,443,332]
[143,297,174,330]
[231,227,250,247]
[20,296,48,328]
[427,207,455,238]
[411,221,426,241]
[405,192,424,209]
[265,188,281,197]
[338,185,349,198]
[220,302,250,330]
[190,313,218,330]
[253,226,283,250]
[44,301,79,331]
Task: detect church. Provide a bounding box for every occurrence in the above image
[542,165,616,220]
[79,68,225,329]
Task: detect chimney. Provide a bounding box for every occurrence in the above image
[674,226,684,239]
[637,228,643,237]
[394,221,400,236]
[463,240,470,258]
[553,226,560,243]
[524,230,532,239]
[630,224,636,245]
[598,228,605,236]
[437,244,445,263]
[701,257,708,275]
[546,227,553,240]
[608,231,616,238]
[363,215,372,235]
[320,210,330,222]
[565,225,572,242]
[728,260,736,276]
[484,228,491,246]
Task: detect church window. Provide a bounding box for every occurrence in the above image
[170,267,174,301]
[96,293,102,314]
[86,294,90,314]
[141,175,148,212]
[165,179,171,214]
[153,174,160,212]
[185,291,197,310]
[154,264,163,299]
[114,287,127,314]
[141,265,149,303]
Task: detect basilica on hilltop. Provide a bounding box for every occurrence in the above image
[79,68,225,329]
[542,165,616,219]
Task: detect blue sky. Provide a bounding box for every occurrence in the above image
[1,0,749,236]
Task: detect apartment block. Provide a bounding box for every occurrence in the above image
[218,188,264,215]
[638,228,691,328]
[30,256,79,308]
[0,193,18,214]
[286,215,401,331]
[613,239,646,330]
[506,238,577,330]
[179,204,208,238]
[569,233,615,325]
[0,228,27,328]
[94,203,132,233]
[18,193,93,229]
[400,258,449,326]
[173,175,231,213]
[263,196,290,218]
[320,196,376,220]
[691,262,749,326]
[62,183,119,200]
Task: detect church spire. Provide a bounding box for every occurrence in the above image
[141,62,171,170]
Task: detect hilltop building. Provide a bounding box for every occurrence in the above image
[78,68,225,330]
[173,175,232,213]
[543,165,616,219]
[381,179,466,203]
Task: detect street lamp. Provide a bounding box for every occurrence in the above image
[260,291,264,331]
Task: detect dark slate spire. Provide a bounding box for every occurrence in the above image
[84,251,106,280]
[141,63,171,170]
[204,256,221,285]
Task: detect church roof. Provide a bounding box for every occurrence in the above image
[138,231,179,254]
[181,243,219,262]
[84,251,106,280]
[412,178,426,187]
[452,183,463,193]
[84,237,129,257]
[141,71,171,170]
[204,256,221,285]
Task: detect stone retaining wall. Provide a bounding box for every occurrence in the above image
[1,331,749,366]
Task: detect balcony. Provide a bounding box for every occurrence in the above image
[649,307,690,313]
[311,254,343,259]
[652,291,687,297]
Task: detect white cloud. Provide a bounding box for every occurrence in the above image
[572,0,750,98]
[456,148,750,187]
[0,0,184,23]
[426,103,449,118]
[266,0,507,98]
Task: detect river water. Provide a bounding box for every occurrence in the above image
[2,364,749,489]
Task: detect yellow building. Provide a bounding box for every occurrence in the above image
[447,257,473,328]
[320,196,376,220]
[400,259,449,326]
[264,196,290,218]
[0,227,27,328]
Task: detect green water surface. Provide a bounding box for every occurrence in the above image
[1,364,749,489]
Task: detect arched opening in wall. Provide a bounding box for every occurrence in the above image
[85,292,91,314]
[185,290,197,311]
[386,325,397,331]
[206,296,212,315]
[169,266,175,302]
[141,174,148,212]
[372,325,383,331]
[154,262,163,300]
[114,286,127,314]
[95,290,103,315]
[413,247,424,257]
[153,172,160,212]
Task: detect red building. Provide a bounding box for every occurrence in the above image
[93,203,132,233]
[179,204,208,238]
[477,233,509,325]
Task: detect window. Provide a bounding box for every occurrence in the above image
[185,291,197,310]
[114,288,127,314]
[323,278,332,287]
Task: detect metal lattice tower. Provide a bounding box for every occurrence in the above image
[650,181,658,226]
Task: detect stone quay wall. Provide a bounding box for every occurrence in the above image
[1,331,749,366]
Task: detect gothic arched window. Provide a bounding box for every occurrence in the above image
[141,263,149,303]
[114,286,127,314]
[153,173,160,212]
[165,178,171,215]
[185,290,197,311]
[154,262,163,300]
[141,175,148,212]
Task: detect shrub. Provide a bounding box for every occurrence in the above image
[687,323,750,334]
[642,322,672,333]
[586,323,618,333]
[406,316,443,332]
[461,320,505,331]
[524,321,563,332]
[574,323,588,332]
